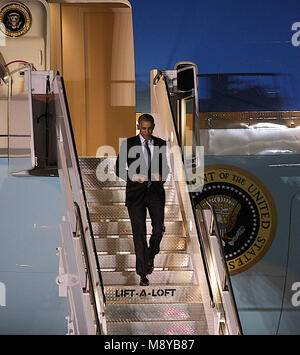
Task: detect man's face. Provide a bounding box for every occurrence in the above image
[138,120,154,140]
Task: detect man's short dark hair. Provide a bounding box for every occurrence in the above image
[138,114,155,125]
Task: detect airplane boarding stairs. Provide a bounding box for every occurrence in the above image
[79,157,212,335]
[5,67,242,335]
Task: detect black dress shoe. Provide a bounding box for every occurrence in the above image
[139,275,149,286]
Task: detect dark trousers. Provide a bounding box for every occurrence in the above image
[127,188,165,276]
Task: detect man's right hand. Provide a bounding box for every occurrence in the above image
[133,174,147,183]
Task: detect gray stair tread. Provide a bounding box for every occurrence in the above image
[105,303,205,322]
[104,284,202,304]
[83,185,175,190]
[88,205,181,220]
[88,201,177,206]
[94,234,186,238]
[101,269,194,285]
[81,174,174,188]
[91,217,182,222]
[98,253,191,269]
[84,186,176,190]
[91,220,184,235]
[79,156,173,183]
[94,235,187,252]
[79,156,173,178]
[106,320,209,335]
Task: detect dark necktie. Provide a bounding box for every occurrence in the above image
[145,140,151,187]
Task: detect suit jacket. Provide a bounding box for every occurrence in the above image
[115,135,169,207]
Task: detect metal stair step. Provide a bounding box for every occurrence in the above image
[81,173,174,188]
[106,320,208,335]
[101,269,194,285]
[78,156,118,173]
[88,204,181,220]
[84,187,178,205]
[98,253,191,270]
[94,235,187,253]
[79,157,173,180]
[82,172,126,187]
[79,156,114,169]
[105,303,205,322]
[104,284,202,304]
[91,220,184,235]
[104,286,207,332]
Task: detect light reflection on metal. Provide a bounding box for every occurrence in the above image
[167,325,192,335]
[268,163,300,167]
[164,308,186,319]
[249,122,289,129]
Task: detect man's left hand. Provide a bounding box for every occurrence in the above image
[152,173,162,181]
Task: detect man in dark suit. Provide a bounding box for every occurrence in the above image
[115,114,169,286]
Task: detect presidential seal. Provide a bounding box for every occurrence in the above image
[193,164,277,275]
[0,2,32,37]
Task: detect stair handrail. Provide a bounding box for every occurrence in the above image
[206,202,243,334]
[73,202,103,334]
[152,70,242,334]
[54,75,106,334]
[198,202,243,335]
[152,71,216,317]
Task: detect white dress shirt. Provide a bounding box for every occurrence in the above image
[139,134,153,168]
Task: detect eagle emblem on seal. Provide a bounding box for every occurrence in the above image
[0,2,32,37]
